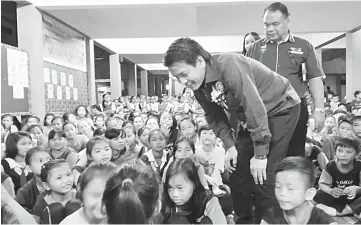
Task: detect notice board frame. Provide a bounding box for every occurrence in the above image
[1,44,32,116]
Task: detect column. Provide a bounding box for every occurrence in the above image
[17,5,45,119]
[346,30,361,102]
[155,76,162,96]
[168,72,173,96]
[109,54,122,99]
[148,73,155,96]
[86,39,96,105]
[128,63,137,96]
[140,70,148,96]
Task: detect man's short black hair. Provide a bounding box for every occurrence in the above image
[263,2,290,18]
[163,37,211,67]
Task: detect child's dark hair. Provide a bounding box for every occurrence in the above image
[333,109,347,115]
[178,116,196,129]
[51,116,63,123]
[43,113,55,126]
[336,136,361,154]
[174,136,195,155]
[354,90,361,98]
[148,129,166,142]
[25,146,49,165]
[338,118,352,127]
[40,159,69,182]
[86,136,110,156]
[5,132,32,159]
[162,158,207,223]
[62,122,77,130]
[62,113,76,122]
[78,162,117,201]
[102,159,160,224]
[94,128,106,137]
[22,116,40,129]
[26,124,43,133]
[275,156,315,188]
[197,124,213,136]
[122,120,134,129]
[2,114,21,130]
[91,105,102,112]
[138,127,149,137]
[105,128,125,140]
[75,105,89,116]
[48,128,66,140]
[351,115,361,124]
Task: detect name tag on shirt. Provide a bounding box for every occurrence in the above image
[288,47,304,55]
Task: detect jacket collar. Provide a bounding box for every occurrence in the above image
[265,30,295,44]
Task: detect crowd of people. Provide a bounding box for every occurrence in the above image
[1,1,361,225]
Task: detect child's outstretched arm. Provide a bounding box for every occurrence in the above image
[1,185,38,224]
[197,165,209,190]
[319,169,334,195]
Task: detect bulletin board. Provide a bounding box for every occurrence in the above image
[1,44,32,116]
[44,61,89,114]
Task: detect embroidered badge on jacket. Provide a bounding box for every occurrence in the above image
[211,81,228,109]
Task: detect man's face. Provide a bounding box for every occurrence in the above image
[263,10,289,42]
[168,57,206,91]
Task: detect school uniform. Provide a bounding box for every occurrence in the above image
[193,53,301,223]
[15,178,41,214]
[315,160,361,214]
[247,32,325,158]
[165,192,227,224]
[140,150,169,176]
[1,158,33,193]
[262,203,335,224]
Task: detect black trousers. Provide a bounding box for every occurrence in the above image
[314,190,361,214]
[287,98,308,157]
[230,104,300,224]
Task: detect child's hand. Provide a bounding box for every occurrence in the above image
[331,187,344,198]
[343,186,357,199]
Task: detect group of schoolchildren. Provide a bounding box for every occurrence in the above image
[1,90,361,224]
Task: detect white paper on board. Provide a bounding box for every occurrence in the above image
[65,87,70,100]
[7,48,28,87]
[52,70,58,85]
[69,75,73,87]
[57,86,62,100]
[44,68,50,83]
[73,88,78,101]
[47,84,54,99]
[13,86,24,99]
[60,72,66,86]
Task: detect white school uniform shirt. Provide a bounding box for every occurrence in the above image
[142,150,168,172]
[4,158,31,176]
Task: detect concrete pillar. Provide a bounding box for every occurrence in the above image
[140,70,148,96]
[155,76,162,97]
[128,64,137,96]
[346,30,361,102]
[86,39,96,105]
[168,72,173,96]
[17,5,45,118]
[109,54,122,99]
[148,73,155,96]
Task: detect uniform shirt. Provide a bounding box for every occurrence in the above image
[247,32,325,98]
[15,178,41,214]
[193,53,300,156]
[262,203,335,224]
[319,160,361,195]
[195,146,225,186]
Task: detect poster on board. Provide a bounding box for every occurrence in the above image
[42,14,87,72]
[7,48,28,87]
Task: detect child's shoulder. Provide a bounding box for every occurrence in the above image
[308,206,335,224]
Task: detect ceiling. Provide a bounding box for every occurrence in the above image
[39,1,361,39]
[34,0,361,67]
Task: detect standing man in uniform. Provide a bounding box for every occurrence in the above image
[164,37,301,223]
[247,2,326,157]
